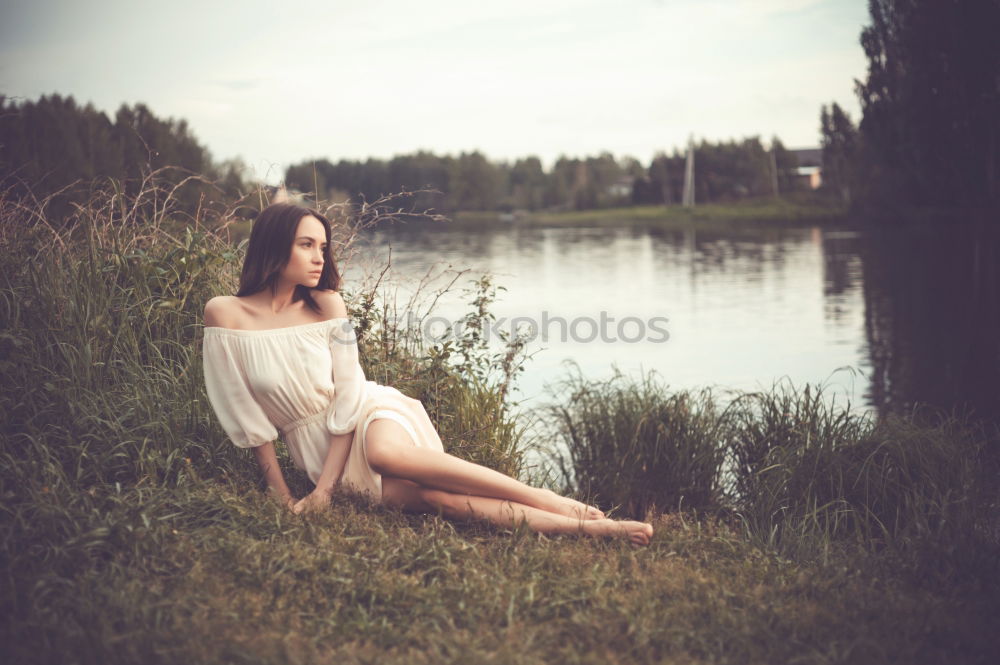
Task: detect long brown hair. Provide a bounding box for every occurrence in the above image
[236,203,341,313]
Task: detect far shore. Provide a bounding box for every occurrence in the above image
[447,196,849,230]
[218,197,995,241]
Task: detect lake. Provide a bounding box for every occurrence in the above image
[343,216,1000,432]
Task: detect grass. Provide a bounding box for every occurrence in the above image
[1,178,998,664]
[451,193,848,230]
[4,480,997,664]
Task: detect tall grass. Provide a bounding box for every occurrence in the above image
[543,362,727,517]
[722,378,880,557]
[541,370,1000,579]
[723,380,999,571]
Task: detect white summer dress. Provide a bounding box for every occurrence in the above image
[202,317,445,501]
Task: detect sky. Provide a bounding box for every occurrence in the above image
[1,0,870,184]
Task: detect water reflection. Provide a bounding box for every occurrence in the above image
[860,222,1000,428]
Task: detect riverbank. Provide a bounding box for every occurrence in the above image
[451,195,848,230]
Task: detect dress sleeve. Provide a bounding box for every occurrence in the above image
[202,333,279,448]
[325,317,369,434]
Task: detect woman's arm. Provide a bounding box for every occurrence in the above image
[293,291,361,514]
[203,299,292,508]
[314,431,354,495]
[252,441,295,509]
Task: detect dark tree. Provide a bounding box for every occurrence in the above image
[1,93,236,221]
[854,0,1000,209]
[819,103,860,205]
[508,156,546,210]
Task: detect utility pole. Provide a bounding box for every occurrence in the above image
[682,134,695,207]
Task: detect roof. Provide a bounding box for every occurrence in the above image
[788,148,822,167]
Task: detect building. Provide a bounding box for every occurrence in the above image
[789,148,823,190]
[606,175,635,199]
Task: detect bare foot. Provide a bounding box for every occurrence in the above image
[583,519,654,546]
[537,489,605,521]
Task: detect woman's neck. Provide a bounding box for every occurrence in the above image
[253,282,301,314]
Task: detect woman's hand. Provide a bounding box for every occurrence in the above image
[292,488,333,515]
[267,487,297,512]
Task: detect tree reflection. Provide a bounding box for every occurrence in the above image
[861,220,1000,428]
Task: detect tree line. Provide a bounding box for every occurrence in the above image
[284,138,804,214]
[0,93,245,220]
[0,91,809,220]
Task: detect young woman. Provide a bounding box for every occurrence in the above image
[202,202,654,546]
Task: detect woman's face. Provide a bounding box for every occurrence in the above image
[282,215,327,287]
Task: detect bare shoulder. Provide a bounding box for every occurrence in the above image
[204,295,238,328]
[311,289,349,320]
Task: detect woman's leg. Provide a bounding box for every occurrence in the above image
[365,418,604,521]
[381,477,653,546]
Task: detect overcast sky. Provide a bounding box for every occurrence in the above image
[1,0,869,183]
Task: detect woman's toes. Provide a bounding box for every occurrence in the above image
[621,521,653,546]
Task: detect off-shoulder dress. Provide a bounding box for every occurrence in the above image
[201,317,444,501]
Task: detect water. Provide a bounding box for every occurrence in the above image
[341,215,1000,443]
[342,221,880,420]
